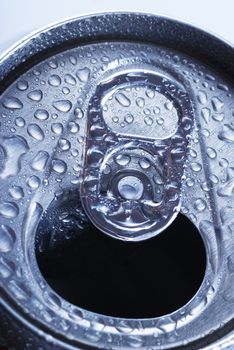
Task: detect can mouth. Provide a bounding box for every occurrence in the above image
[35,200,206,318]
[0,11,234,350]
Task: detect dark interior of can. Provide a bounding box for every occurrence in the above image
[36,213,206,318]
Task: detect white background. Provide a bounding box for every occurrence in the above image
[0,0,234,55]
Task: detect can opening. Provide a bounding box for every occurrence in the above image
[35,210,206,318]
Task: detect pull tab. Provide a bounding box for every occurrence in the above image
[81,70,194,241]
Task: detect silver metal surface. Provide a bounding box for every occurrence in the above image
[0,12,234,350]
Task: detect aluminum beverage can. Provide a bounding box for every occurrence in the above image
[0,12,234,350]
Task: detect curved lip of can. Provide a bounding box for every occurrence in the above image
[0,10,233,64]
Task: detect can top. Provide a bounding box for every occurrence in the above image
[0,12,234,350]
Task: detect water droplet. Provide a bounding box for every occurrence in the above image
[124,114,134,124]
[112,116,119,123]
[27,90,43,102]
[205,74,215,81]
[31,151,49,171]
[164,101,173,110]
[186,178,194,187]
[116,320,133,333]
[127,335,143,348]
[77,136,84,144]
[144,116,153,126]
[34,109,49,121]
[217,83,229,92]
[51,123,63,135]
[2,97,23,109]
[69,55,77,65]
[115,92,131,107]
[212,113,224,122]
[9,186,24,200]
[0,225,16,252]
[189,149,197,158]
[144,108,150,115]
[217,168,234,197]
[218,124,234,142]
[33,68,41,76]
[136,97,145,108]
[8,280,28,300]
[201,128,210,137]
[53,100,72,113]
[220,206,233,225]
[15,117,25,127]
[64,74,76,85]
[146,89,155,99]
[48,60,58,69]
[212,97,224,112]
[70,149,79,158]
[139,158,151,169]
[62,87,70,95]
[0,135,29,179]
[157,117,164,125]
[206,147,217,159]
[68,121,79,134]
[209,174,219,184]
[0,202,19,218]
[0,258,15,278]
[190,162,202,172]
[153,107,160,114]
[219,158,229,167]
[194,198,206,212]
[17,80,28,91]
[76,67,90,82]
[115,154,130,166]
[197,91,207,105]
[58,138,71,151]
[52,159,67,174]
[217,178,234,197]
[74,107,84,119]
[48,74,61,87]
[27,175,41,189]
[27,124,44,141]
[46,291,62,308]
[201,108,211,124]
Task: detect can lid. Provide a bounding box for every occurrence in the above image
[0,12,234,350]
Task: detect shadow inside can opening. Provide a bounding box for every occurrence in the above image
[36,212,206,318]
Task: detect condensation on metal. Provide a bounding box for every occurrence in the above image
[0,12,233,350]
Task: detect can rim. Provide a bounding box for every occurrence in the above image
[0,11,233,64]
[0,10,234,64]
